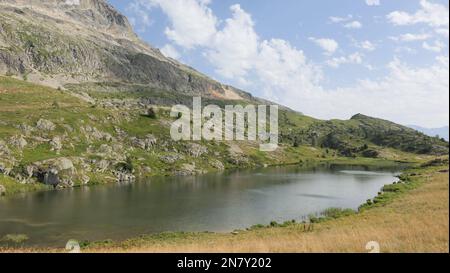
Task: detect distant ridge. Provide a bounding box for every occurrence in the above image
[408,125,449,141]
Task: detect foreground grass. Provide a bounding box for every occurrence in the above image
[2,162,448,253]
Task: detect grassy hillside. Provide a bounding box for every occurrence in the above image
[0,76,446,196]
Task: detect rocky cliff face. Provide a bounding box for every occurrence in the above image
[0,0,251,100]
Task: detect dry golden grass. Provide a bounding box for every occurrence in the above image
[1,167,448,253]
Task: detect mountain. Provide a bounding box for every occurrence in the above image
[408,125,449,141]
[0,0,448,195]
[0,0,253,101]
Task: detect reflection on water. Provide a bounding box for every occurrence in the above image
[0,164,400,247]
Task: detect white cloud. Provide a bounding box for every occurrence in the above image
[435,28,450,37]
[309,38,339,55]
[329,16,362,29]
[390,33,431,42]
[395,46,418,54]
[356,40,376,51]
[423,40,446,52]
[126,0,154,32]
[327,52,364,68]
[253,39,323,102]
[161,0,217,49]
[260,55,449,128]
[206,4,259,82]
[365,0,380,6]
[127,0,449,127]
[329,15,353,23]
[161,44,181,59]
[387,0,449,27]
[344,21,363,29]
[321,57,450,127]
[130,0,218,48]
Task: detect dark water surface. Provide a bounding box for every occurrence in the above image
[0,164,400,247]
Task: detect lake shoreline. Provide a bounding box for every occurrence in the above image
[2,157,446,252]
[0,156,412,198]
[76,158,450,253]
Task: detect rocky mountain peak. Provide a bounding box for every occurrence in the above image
[1,0,136,40]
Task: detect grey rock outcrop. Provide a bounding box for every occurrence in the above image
[9,135,27,149]
[0,0,253,101]
[50,136,63,152]
[131,134,157,151]
[36,119,56,131]
[189,143,208,158]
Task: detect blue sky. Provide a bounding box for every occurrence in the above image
[108,0,449,128]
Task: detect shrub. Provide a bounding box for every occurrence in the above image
[115,157,134,173]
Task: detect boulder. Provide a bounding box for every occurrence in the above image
[26,165,35,179]
[83,126,113,141]
[50,136,63,152]
[0,141,11,156]
[81,174,90,185]
[98,144,113,155]
[9,135,27,149]
[211,160,225,171]
[17,124,34,135]
[131,134,157,151]
[54,158,74,171]
[36,119,56,131]
[189,143,208,158]
[160,154,184,164]
[96,160,110,172]
[39,168,60,187]
[130,137,146,150]
[114,171,135,183]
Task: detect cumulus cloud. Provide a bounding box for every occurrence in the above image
[435,28,449,37]
[365,0,380,6]
[161,44,181,59]
[327,52,364,68]
[309,38,339,55]
[390,33,431,42]
[157,0,217,49]
[387,0,449,27]
[329,15,353,23]
[344,21,363,29]
[422,40,446,52]
[355,40,376,51]
[127,0,449,127]
[206,4,259,82]
[126,0,154,32]
[128,0,217,48]
[329,15,362,29]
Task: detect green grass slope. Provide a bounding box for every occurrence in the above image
[0,76,447,196]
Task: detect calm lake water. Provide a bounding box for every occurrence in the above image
[0,164,400,247]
